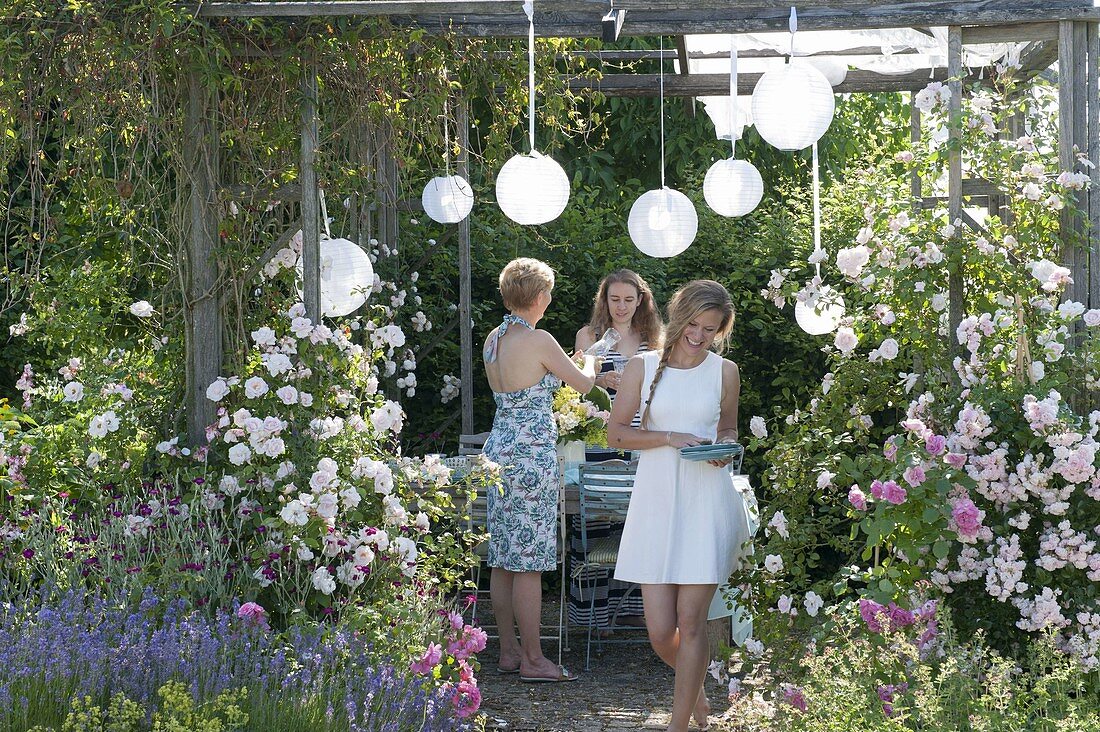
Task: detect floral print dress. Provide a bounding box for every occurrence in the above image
[483,315,562,572]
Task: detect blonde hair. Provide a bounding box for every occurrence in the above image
[587,269,665,349]
[498,258,555,310]
[641,280,735,428]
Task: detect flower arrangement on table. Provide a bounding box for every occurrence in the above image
[552,385,611,446]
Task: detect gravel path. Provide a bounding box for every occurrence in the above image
[477,600,744,732]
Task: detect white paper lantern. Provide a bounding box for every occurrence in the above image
[628,187,698,258]
[296,237,375,317]
[495,151,570,225]
[703,158,764,217]
[751,64,835,150]
[794,285,846,335]
[801,57,848,88]
[422,174,474,224]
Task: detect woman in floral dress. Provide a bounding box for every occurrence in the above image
[482,258,598,683]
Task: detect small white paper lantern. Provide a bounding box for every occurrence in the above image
[495,151,570,225]
[703,158,764,217]
[794,285,846,335]
[297,237,375,317]
[628,187,698,258]
[422,174,474,224]
[751,64,835,151]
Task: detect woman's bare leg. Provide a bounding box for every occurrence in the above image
[642,584,716,731]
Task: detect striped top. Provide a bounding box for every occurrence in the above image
[604,342,649,427]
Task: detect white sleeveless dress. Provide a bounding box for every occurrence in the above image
[614,350,750,585]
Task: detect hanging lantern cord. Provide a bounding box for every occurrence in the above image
[659,35,666,189]
[788,6,798,60]
[812,141,822,279]
[319,188,332,240]
[729,35,738,159]
[524,0,536,154]
[443,88,451,174]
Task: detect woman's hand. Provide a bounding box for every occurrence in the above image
[668,432,706,449]
[602,370,622,391]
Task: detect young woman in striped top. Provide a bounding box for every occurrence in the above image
[569,269,664,631]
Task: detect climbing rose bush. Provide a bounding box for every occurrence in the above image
[746,73,1100,668]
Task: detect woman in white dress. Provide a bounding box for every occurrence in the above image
[608,280,747,732]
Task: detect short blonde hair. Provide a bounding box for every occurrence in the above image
[498,258,555,310]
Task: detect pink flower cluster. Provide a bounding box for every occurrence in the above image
[870,479,907,505]
[236,601,269,629]
[410,610,488,719]
[780,683,807,713]
[949,496,984,543]
[877,682,909,717]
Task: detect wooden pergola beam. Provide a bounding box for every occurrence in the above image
[573,66,990,97]
[191,1,1100,37]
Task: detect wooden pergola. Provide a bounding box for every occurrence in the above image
[180,1,1100,443]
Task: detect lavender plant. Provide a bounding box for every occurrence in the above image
[0,590,476,732]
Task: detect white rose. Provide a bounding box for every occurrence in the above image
[63,381,84,403]
[291,317,314,339]
[804,591,824,617]
[228,443,252,466]
[1084,309,1100,327]
[749,416,768,439]
[315,493,339,521]
[206,379,230,402]
[878,338,899,361]
[129,300,154,317]
[219,475,242,496]
[764,554,784,573]
[86,451,102,468]
[835,245,870,278]
[280,499,309,526]
[834,327,859,354]
[311,567,336,595]
[244,376,269,399]
[276,385,298,405]
[251,326,277,348]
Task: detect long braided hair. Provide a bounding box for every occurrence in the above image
[640,280,735,428]
[587,269,665,349]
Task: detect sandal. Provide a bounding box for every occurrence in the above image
[496,665,520,675]
[519,664,579,683]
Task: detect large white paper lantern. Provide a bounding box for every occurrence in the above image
[297,237,375,317]
[703,158,764,217]
[751,63,835,150]
[495,151,570,225]
[628,187,698,258]
[794,285,846,335]
[422,174,474,224]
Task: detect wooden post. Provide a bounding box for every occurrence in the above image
[909,94,921,211]
[184,70,223,447]
[947,27,964,360]
[1088,22,1100,314]
[457,98,475,435]
[1059,21,1090,309]
[300,51,321,322]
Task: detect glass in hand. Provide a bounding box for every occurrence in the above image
[584,327,621,358]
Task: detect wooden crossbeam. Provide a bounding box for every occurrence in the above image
[190,1,1100,37]
[572,66,993,97]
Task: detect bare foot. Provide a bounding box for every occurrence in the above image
[518,656,565,680]
[693,692,711,730]
[497,651,522,673]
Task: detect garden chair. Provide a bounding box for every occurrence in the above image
[572,458,647,670]
[446,452,569,665]
[457,431,491,456]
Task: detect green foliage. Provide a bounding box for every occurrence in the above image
[730,604,1100,732]
[26,684,247,732]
